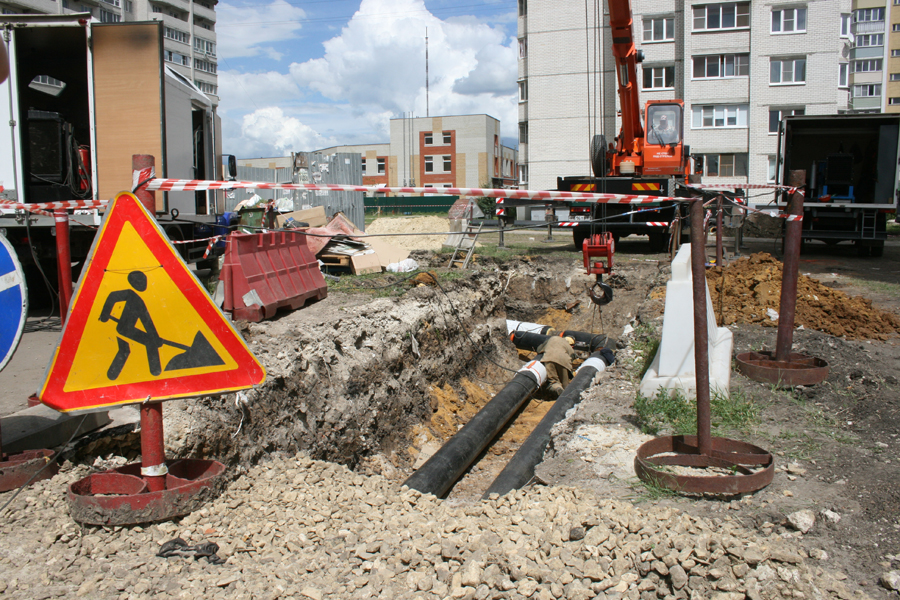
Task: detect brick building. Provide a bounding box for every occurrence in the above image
[321,114,518,192]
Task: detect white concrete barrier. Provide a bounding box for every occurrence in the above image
[639,244,733,399]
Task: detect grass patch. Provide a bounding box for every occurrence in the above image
[634,388,761,437]
[845,277,900,297]
[627,473,679,502]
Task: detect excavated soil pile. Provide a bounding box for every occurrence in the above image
[365,216,450,251]
[707,253,900,340]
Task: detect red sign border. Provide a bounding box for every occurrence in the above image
[39,192,265,412]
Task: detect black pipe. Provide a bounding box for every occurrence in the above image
[403,357,547,498]
[510,330,612,353]
[481,349,614,499]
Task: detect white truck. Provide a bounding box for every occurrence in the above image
[0,15,228,304]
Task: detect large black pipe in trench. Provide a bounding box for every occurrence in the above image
[403,357,547,498]
[481,349,612,499]
[510,330,612,353]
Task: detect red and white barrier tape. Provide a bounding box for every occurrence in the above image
[686,183,803,194]
[171,235,223,259]
[0,199,107,212]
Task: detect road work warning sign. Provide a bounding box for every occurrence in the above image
[39,192,265,412]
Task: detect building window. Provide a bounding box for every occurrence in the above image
[518,38,526,59]
[893,24,900,32]
[443,131,451,145]
[165,27,190,44]
[361,158,366,173]
[691,104,748,129]
[424,133,433,145]
[518,122,528,144]
[194,80,217,95]
[771,8,806,34]
[693,54,749,78]
[839,64,849,87]
[693,3,750,31]
[124,0,132,11]
[891,73,900,81]
[443,155,452,171]
[194,59,217,74]
[164,50,190,67]
[770,58,806,84]
[100,0,120,6]
[643,66,674,89]
[893,49,900,57]
[518,165,527,185]
[854,59,883,73]
[767,156,776,183]
[424,156,433,172]
[194,38,216,57]
[854,8,884,23]
[768,108,804,134]
[518,0,526,17]
[840,13,851,37]
[152,5,161,12]
[704,153,748,177]
[853,84,882,97]
[99,8,121,22]
[518,80,528,102]
[855,34,884,47]
[643,16,674,42]
[889,98,900,105]
[377,158,385,174]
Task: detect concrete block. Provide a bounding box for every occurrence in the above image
[1,404,109,454]
[639,244,733,399]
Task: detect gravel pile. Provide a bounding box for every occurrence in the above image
[0,454,869,600]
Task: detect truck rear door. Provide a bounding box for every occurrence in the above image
[90,22,166,212]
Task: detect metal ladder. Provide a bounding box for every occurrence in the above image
[860,209,877,239]
[448,219,483,269]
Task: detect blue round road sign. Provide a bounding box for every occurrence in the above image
[0,234,27,371]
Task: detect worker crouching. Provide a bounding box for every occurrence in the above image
[537,336,577,399]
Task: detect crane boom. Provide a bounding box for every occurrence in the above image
[608,0,643,157]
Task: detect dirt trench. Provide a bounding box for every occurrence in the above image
[151,252,663,499]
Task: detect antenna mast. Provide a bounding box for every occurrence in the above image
[425,28,430,117]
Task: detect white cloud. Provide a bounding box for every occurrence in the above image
[217,0,307,60]
[222,0,519,154]
[233,107,337,157]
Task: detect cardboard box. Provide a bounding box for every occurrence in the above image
[276,206,328,228]
[350,252,382,275]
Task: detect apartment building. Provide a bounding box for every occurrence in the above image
[518,0,876,197]
[321,114,519,192]
[0,0,218,102]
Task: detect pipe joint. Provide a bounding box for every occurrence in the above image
[519,360,547,386]
[576,357,607,374]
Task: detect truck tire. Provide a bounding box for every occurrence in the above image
[856,241,871,257]
[648,232,669,253]
[870,241,884,257]
[573,229,587,250]
[590,135,608,178]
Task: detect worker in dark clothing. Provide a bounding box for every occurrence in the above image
[537,336,577,399]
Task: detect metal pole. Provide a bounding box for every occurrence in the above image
[715,195,723,266]
[775,170,806,363]
[132,155,167,493]
[689,199,711,456]
[54,211,73,324]
[544,203,554,241]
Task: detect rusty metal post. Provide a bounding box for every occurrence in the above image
[132,154,157,215]
[132,154,168,493]
[715,195,724,266]
[54,210,73,324]
[689,199,712,457]
[775,170,806,363]
[498,213,505,248]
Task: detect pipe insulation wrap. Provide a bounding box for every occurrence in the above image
[518,360,547,386]
[577,357,606,374]
[481,350,608,500]
[403,354,546,498]
[506,320,553,335]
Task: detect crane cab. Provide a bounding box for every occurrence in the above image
[642,100,687,176]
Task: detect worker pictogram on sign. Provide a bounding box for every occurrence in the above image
[39,192,265,413]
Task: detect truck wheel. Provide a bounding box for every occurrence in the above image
[856,242,872,257]
[648,232,669,253]
[590,135,608,178]
[870,241,884,257]
[573,230,587,250]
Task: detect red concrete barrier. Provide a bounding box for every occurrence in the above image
[219,231,327,322]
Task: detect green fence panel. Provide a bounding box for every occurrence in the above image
[365,195,459,215]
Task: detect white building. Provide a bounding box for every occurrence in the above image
[0,0,218,102]
[518,0,870,196]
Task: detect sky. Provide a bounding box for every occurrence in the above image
[215,0,519,158]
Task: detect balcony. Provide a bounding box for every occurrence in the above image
[851,96,881,110]
[851,20,884,35]
[155,0,190,12]
[192,1,216,22]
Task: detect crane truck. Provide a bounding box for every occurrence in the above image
[0,15,229,305]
